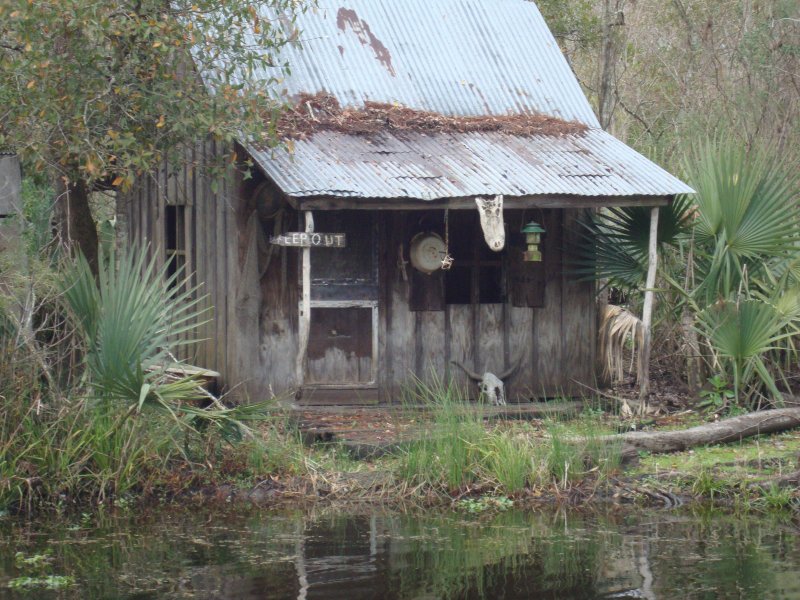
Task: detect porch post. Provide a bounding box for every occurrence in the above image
[638,206,659,407]
[296,211,314,387]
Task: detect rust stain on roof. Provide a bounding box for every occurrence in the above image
[336,7,396,77]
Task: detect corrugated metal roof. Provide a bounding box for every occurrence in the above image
[249,129,694,200]
[244,0,693,201]
[266,0,600,126]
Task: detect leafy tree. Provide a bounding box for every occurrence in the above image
[536,0,601,49]
[0,0,303,270]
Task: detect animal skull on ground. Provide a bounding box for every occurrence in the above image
[450,359,521,406]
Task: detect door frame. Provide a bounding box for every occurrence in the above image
[302,299,379,389]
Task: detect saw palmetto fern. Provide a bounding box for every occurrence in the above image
[572,196,693,290]
[61,248,268,440]
[686,140,800,305]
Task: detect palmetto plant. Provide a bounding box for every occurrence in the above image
[61,247,267,440]
[698,299,792,403]
[577,140,800,405]
[686,142,800,403]
[686,141,800,306]
[573,196,694,290]
[61,247,206,408]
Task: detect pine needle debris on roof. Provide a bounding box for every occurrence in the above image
[273,92,588,140]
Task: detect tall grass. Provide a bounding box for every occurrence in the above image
[396,378,622,497]
[0,241,288,513]
[397,374,485,492]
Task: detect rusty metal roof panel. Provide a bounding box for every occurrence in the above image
[248,129,695,201]
[265,0,601,127]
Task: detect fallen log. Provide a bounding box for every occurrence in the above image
[610,407,800,462]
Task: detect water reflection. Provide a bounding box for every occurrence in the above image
[1,507,799,599]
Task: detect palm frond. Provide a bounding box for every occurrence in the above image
[598,304,644,383]
[686,140,800,302]
[571,196,693,289]
[61,246,208,407]
[697,299,793,401]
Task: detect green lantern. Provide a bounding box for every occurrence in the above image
[521,221,545,262]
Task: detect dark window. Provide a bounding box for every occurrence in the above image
[444,212,505,305]
[165,205,186,291]
[310,211,378,301]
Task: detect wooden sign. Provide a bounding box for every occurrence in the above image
[270,232,346,248]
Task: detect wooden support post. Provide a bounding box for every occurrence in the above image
[638,207,659,408]
[296,211,314,389]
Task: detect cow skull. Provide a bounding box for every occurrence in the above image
[476,372,506,406]
[451,358,521,406]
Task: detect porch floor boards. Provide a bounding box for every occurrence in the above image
[291,402,583,459]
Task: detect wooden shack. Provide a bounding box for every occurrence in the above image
[121,0,692,404]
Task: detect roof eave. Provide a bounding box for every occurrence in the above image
[290,193,675,211]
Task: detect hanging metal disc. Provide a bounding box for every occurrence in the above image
[409,232,446,274]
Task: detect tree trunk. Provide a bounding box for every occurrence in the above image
[681,309,703,395]
[597,0,626,131]
[611,407,800,461]
[54,178,99,274]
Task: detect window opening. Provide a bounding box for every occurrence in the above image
[444,211,505,305]
[165,205,186,291]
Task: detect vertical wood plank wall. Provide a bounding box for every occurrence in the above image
[382,209,596,402]
[120,141,238,395]
[124,162,597,403]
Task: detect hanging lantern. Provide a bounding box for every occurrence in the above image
[521,221,545,262]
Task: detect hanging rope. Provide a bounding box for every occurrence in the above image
[441,209,454,270]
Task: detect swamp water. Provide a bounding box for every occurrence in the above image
[1,506,799,599]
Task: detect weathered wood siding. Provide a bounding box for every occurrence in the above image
[125,156,596,403]
[120,142,301,401]
[381,209,596,402]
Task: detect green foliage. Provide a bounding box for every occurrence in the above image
[20,179,55,260]
[0,235,282,511]
[692,469,727,500]
[9,549,74,590]
[685,140,800,304]
[698,375,735,413]
[698,300,792,402]
[396,378,621,496]
[478,433,537,494]
[397,374,482,492]
[0,0,303,189]
[682,141,800,403]
[536,0,601,49]
[757,485,796,511]
[60,246,206,409]
[576,138,800,406]
[572,195,693,289]
[456,496,513,513]
[8,575,75,590]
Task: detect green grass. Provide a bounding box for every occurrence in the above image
[632,430,800,477]
[394,377,624,496]
[628,429,800,510]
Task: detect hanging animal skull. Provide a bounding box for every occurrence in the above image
[475,195,505,252]
[451,359,520,406]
